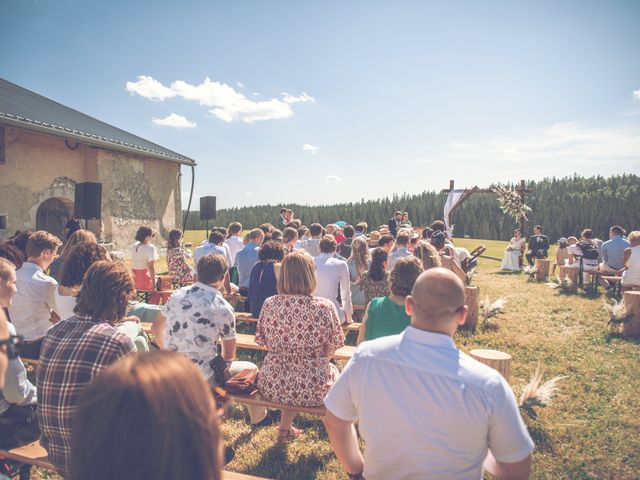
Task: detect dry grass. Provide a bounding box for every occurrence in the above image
[33,235,640,479]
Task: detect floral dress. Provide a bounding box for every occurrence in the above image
[167,247,195,283]
[255,294,345,407]
[358,271,391,304]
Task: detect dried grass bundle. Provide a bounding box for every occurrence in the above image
[602,299,633,330]
[492,185,532,223]
[479,296,507,330]
[546,276,573,294]
[519,368,566,419]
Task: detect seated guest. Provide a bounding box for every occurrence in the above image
[358,248,391,304]
[166,229,195,284]
[421,227,434,240]
[346,237,370,308]
[7,231,33,259]
[357,256,423,345]
[234,228,265,299]
[334,226,346,244]
[314,236,353,324]
[63,218,82,240]
[0,259,39,449]
[552,237,569,275]
[49,229,96,280]
[430,231,466,284]
[377,234,395,253]
[388,231,412,270]
[413,241,442,270]
[38,261,136,477]
[249,241,285,318]
[300,223,323,257]
[225,222,244,266]
[367,231,381,248]
[324,268,534,480]
[194,231,228,273]
[256,251,345,441]
[282,227,299,254]
[338,225,355,258]
[500,229,525,271]
[70,351,222,480]
[354,222,368,238]
[54,242,110,320]
[8,231,61,359]
[566,236,599,272]
[130,226,161,303]
[525,224,550,266]
[153,254,267,425]
[270,229,283,243]
[621,231,640,288]
[212,227,234,263]
[0,241,26,269]
[601,226,630,273]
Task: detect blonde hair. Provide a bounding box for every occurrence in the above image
[277,250,316,295]
[0,257,16,282]
[348,237,370,276]
[628,231,640,244]
[413,241,442,270]
[62,229,97,257]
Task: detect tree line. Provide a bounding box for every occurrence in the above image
[183,174,640,242]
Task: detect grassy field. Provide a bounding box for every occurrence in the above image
[35,235,640,479]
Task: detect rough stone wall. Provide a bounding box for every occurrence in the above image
[0,127,181,249]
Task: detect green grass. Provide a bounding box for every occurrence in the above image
[35,236,640,479]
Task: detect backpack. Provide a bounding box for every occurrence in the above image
[576,242,599,260]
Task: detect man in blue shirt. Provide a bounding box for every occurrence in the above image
[601,226,630,273]
[234,228,265,297]
[194,231,228,274]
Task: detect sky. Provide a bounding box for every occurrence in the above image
[1,0,640,210]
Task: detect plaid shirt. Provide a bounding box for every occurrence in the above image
[36,315,134,478]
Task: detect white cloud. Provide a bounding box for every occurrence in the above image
[126,76,315,124]
[325,175,342,182]
[302,144,319,154]
[282,92,316,104]
[126,75,176,101]
[152,113,196,129]
[243,191,253,196]
[634,89,640,100]
[237,81,244,89]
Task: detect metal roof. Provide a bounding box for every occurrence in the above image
[0,78,195,165]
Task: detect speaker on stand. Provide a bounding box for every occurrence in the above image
[74,182,102,229]
[200,196,217,239]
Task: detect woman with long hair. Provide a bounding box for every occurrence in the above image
[166,229,194,284]
[357,248,391,305]
[346,237,370,307]
[413,241,442,271]
[256,251,345,442]
[49,229,97,280]
[130,226,160,304]
[70,351,222,480]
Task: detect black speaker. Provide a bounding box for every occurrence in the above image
[200,196,217,220]
[74,182,102,219]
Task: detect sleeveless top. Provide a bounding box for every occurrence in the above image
[365,296,411,341]
[622,245,640,286]
[249,261,278,318]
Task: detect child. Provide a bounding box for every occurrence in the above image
[552,237,569,275]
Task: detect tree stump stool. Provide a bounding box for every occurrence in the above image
[559,266,579,293]
[464,286,480,330]
[470,349,512,381]
[622,291,640,336]
[535,259,550,282]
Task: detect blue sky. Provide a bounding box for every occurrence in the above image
[2,0,639,209]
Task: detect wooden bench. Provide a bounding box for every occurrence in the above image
[234,312,362,333]
[602,275,623,300]
[229,391,326,416]
[140,324,355,361]
[0,441,269,479]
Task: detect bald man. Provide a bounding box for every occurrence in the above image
[324,268,533,480]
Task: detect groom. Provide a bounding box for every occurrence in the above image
[525,225,550,266]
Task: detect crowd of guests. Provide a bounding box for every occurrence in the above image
[500,224,640,289]
[1,210,637,479]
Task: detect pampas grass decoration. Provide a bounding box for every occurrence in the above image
[546,276,573,294]
[602,299,633,332]
[492,185,532,223]
[519,368,566,419]
[479,295,507,330]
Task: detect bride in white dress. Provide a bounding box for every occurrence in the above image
[501,229,525,271]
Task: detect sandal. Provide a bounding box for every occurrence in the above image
[277,427,302,443]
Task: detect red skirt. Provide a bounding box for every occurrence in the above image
[132,269,165,305]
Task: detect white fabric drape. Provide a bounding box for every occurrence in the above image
[443,189,466,238]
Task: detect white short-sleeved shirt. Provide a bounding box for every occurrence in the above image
[54,289,78,321]
[387,246,412,270]
[8,262,58,341]
[130,242,159,270]
[324,327,534,480]
[567,244,599,270]
[224,236,244,266]
[161,282,236,380]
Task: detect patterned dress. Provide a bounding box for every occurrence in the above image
[255,294,345,407]
[358,271,391,304]
[167,247,195,283]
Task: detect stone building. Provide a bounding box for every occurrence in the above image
[0,78,196,247]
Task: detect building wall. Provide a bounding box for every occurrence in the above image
[0,126,181,249]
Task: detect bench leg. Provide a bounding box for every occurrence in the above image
[19,464,32,480]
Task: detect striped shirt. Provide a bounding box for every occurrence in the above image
[36,315,134,477]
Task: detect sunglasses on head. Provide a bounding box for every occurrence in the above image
[0,335,23,360]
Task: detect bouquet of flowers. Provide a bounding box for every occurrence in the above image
[493,185,532,223]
